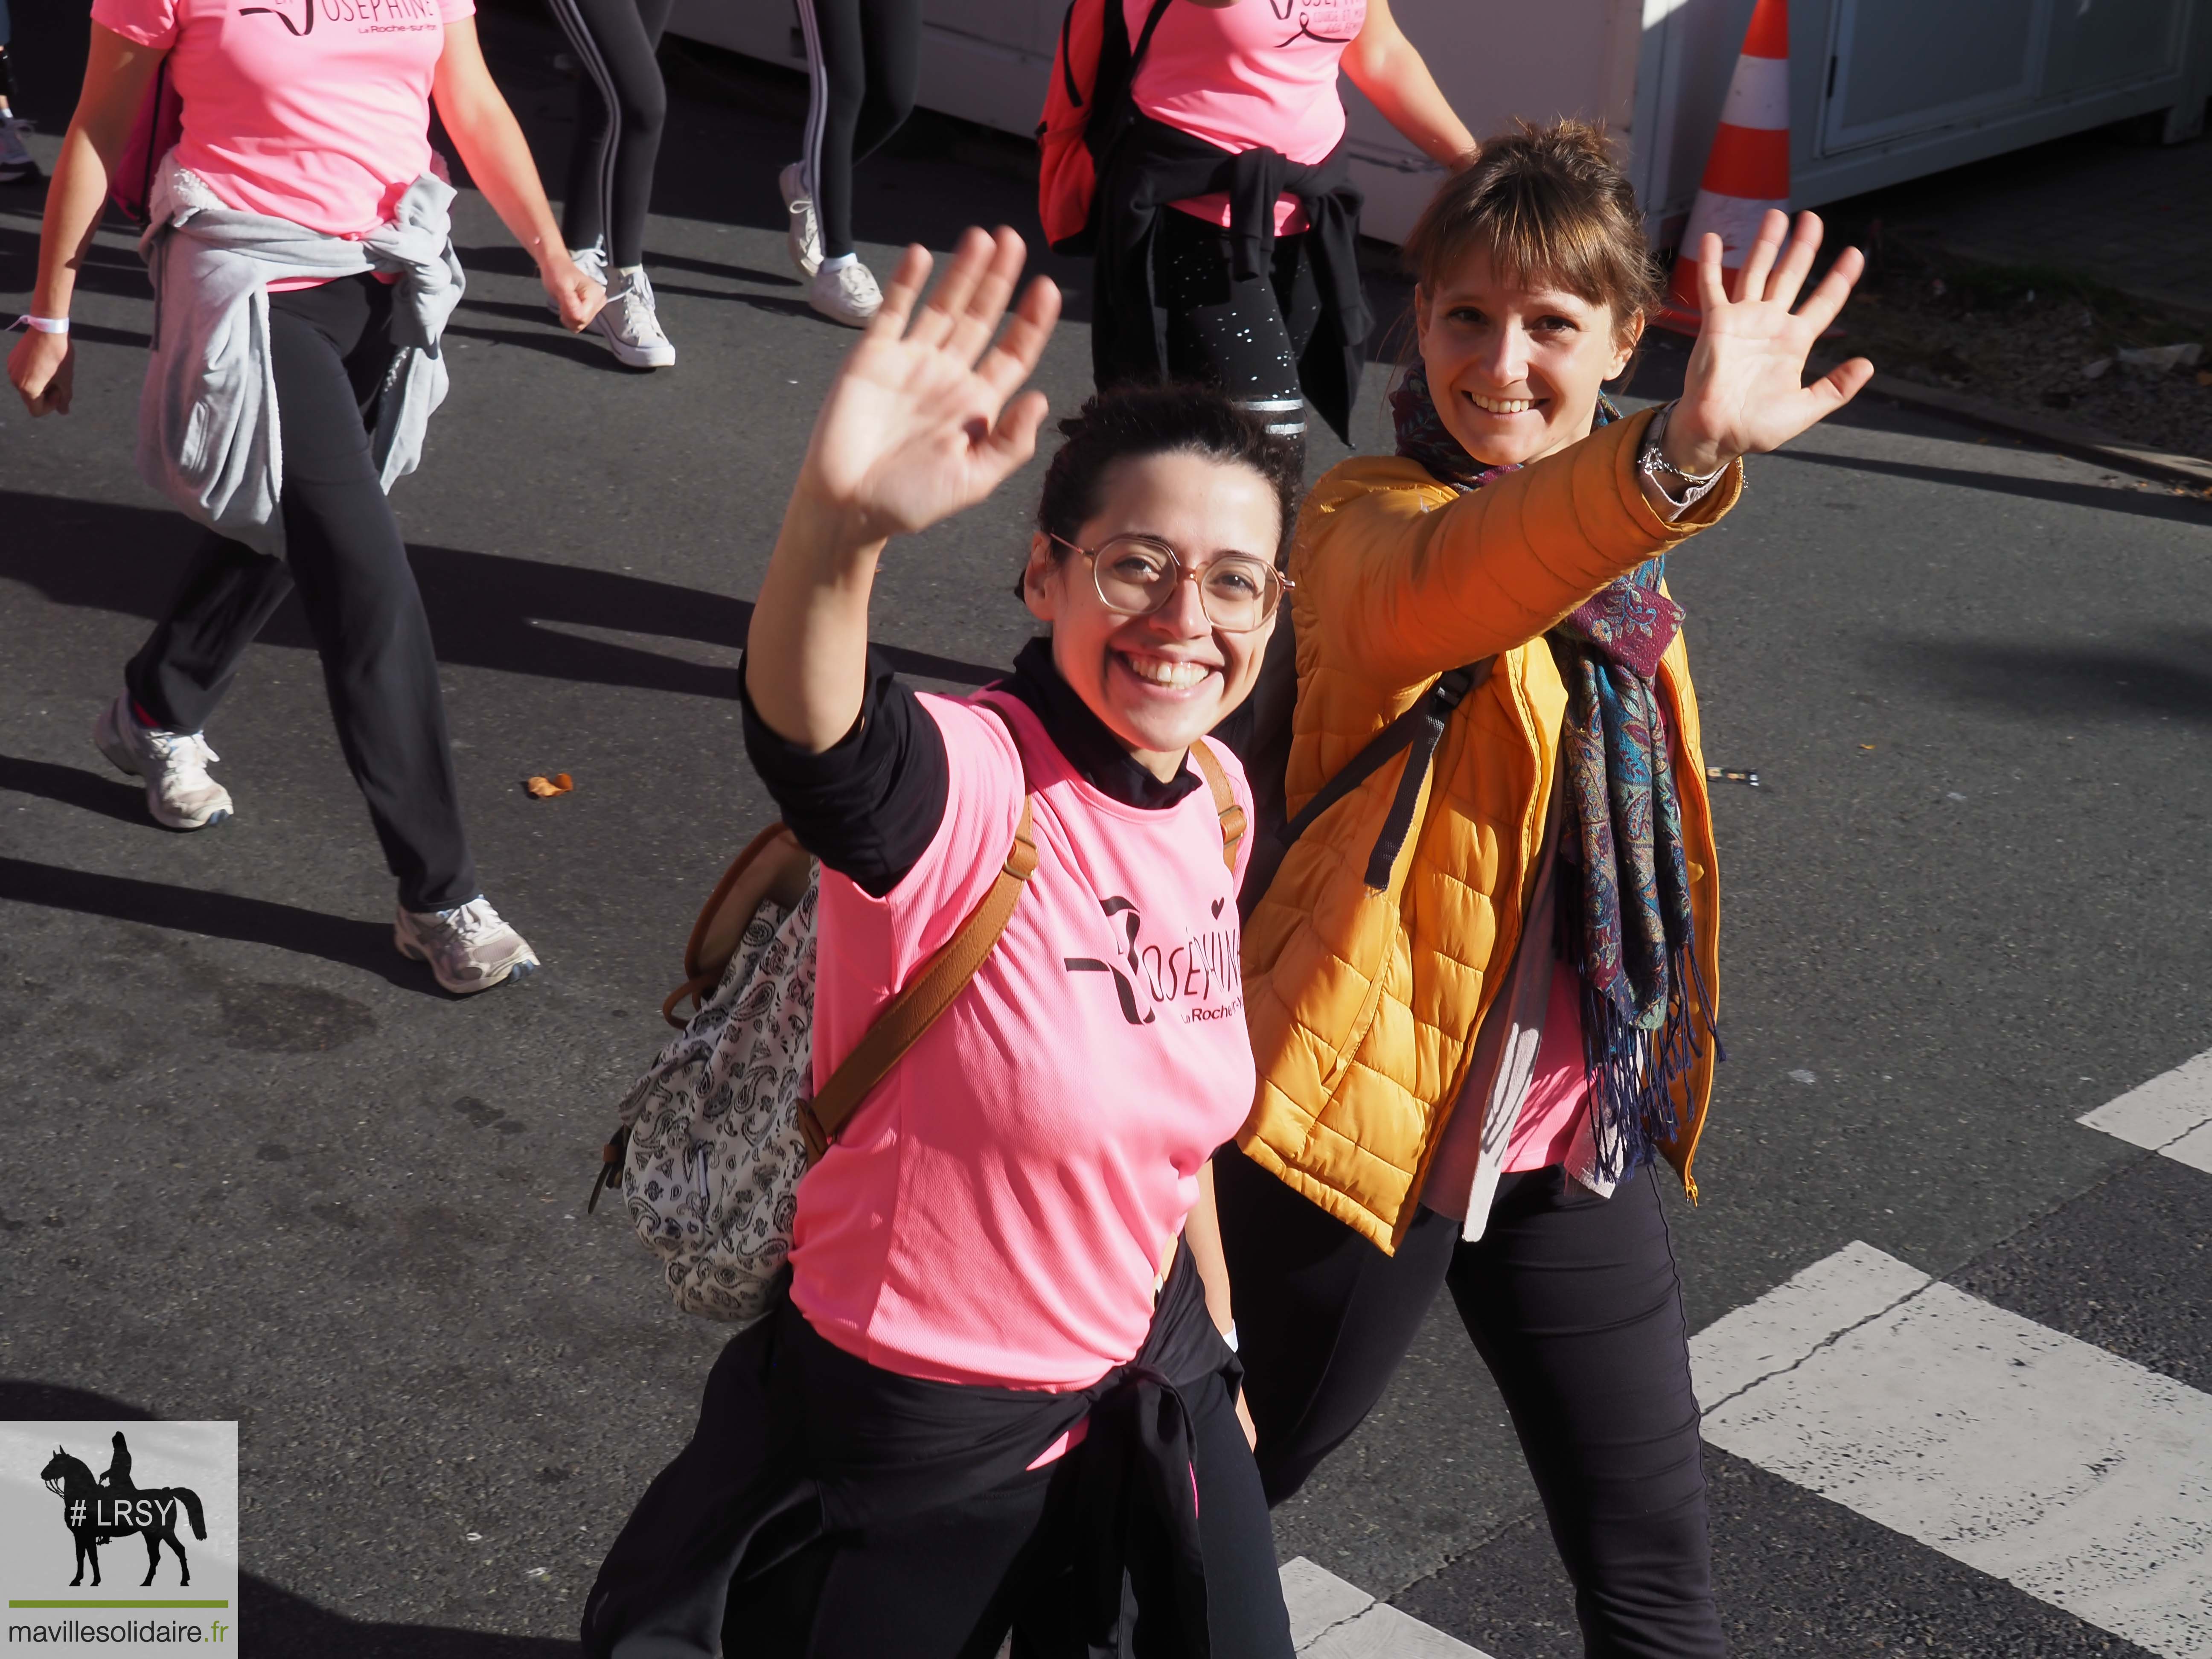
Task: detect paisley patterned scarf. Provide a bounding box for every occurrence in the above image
[1389,363,1714,1181]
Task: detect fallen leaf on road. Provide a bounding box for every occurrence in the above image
[524,772,575,798]
[1859,744,1876,751]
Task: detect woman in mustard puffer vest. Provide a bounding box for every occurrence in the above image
[1214,123,1871,1655]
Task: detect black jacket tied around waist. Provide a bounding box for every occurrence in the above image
[582,1248,1239,1658]
[1091,114,1369,445]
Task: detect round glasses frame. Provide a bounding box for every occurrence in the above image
[1048,533,1292,634]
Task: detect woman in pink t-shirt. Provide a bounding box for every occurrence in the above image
[1092,0,1476,451]
[583,229,1296,1659]
[10,2,600,994]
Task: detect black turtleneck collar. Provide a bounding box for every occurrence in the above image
[1004,636,1202,811]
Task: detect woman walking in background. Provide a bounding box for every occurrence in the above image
[1094,0,1475,450]
[9,0,602,994]
[546,0,678,367]
[777,0,919,326]
[1220,124,1872,1654]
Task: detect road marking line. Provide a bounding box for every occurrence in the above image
[1281,1558,1495,1658]
[2080,1049,2212,1175]
[1692,1243,2212,1658]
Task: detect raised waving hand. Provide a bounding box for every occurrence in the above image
[748,227,1062,751]
[799,226,1061,544]
[1662,210,1874,476]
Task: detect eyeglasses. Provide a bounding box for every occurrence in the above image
[1049,533,1292,634]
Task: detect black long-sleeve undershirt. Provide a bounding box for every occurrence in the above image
[739,636,1201,897]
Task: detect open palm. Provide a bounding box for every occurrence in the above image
[1673,210,1874,469]
[800,227,1062,543]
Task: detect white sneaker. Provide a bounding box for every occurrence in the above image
[393,897,540,995]
[0,117,36,185]
[810,260,882,328]
[779,162,822,279]
[586,267,678,368]
[547,242,608,316]
[94,694,233,830]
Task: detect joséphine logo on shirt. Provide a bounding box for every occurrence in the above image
[1064,896,1243,1027]
[237,0,445,37]
[1265,0,1362,47]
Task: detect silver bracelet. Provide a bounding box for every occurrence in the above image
[1637,404,1729,509]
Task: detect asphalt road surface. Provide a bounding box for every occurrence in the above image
[3,7,2209,1656]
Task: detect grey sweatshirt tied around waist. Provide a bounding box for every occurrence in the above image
[137,153,466,556]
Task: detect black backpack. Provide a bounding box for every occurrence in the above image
[1214,614,1492,922]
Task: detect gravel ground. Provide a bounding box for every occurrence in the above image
[1833,237,2212,462]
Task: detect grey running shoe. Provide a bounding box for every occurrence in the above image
[0,117,37,185]
[586,268,677,368]
[393,897,540,995]
[779,161,822,279]
[94,693,233,830]
[809,260,882,328]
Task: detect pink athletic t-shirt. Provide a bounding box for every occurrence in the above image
[93,0,472,238]
[1128,0,1366,235]
[789,692,1257,1391]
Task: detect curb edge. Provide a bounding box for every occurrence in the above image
[1818,359,2212,489]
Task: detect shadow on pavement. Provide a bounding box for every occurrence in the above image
[0,858,451,994]
[243,1579,582,1658]
[1776,448,2212,527]
[2,1381,577,1657]
[445,319,627,369]
[0,754,158,828]
[0,492,1001,698]
[1871,632,2212,727]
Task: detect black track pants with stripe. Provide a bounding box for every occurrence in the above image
[546,0,674,268]
[794,0,922,260]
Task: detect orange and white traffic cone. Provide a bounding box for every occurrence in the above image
[1653,0,1791,335]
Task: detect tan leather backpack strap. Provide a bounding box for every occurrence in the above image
[661,973,721,1030]
[798,798,1038,1160]
[1185,739,1246,872]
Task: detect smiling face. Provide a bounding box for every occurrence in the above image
[1024,450,1282,780]
[1415,247,1642,470]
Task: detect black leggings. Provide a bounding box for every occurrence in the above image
[125,274,478,914]
[1151,207,1322,442]
[794,0,921,260]
[1216,1153,1725,1658]
[547,0,673,268]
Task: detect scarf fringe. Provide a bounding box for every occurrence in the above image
[1562,885,1721,1185]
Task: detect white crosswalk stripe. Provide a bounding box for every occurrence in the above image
[1282,1558,1495,1658]
[1691,1240,2212,1657]
[2079,1048,2212,1174]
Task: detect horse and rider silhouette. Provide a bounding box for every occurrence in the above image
[38,1433,207,1588]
